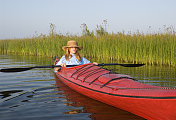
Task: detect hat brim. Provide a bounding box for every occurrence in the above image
[62,46,82,51]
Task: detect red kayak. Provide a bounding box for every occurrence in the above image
[54,60,176,120]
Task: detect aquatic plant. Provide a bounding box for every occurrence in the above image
[0,25,175,67]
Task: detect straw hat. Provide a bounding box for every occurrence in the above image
[62,40,82,51]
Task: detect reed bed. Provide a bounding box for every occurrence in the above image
[0,31,175,67]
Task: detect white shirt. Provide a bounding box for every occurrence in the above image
[56,54,91,66]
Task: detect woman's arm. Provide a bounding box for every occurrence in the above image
[54,56,66,72]
[82,57,98,65]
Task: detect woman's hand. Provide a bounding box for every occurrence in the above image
[93,62,98,65]
[54,67,61,72]
[61,63,66,67]
[54,63,66,72]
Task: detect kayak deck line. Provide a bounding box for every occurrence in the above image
[56,72,176,99]
[71,64,136,83]
[76,67,102,80]
[100,77,138,88]
[83,69,108,82]
[71,64,95,78]
[89,72,112,85]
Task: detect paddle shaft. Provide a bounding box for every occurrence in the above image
[0,65,77,73]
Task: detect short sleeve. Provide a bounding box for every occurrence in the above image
[82,57,91,64]
[56,56,65,65]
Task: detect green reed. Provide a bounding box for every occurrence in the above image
[0,31,175,66]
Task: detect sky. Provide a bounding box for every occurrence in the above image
[0,0,176,39]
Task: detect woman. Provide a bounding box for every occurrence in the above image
[54,40,97,71]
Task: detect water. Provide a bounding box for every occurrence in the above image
[0,55,175,120]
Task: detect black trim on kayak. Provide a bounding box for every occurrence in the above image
[56,73,176,99]
[76,67,102,80]
[71,64,94,78]
[89,72,111,85]
[100,77,135,88]
[83,69,108,82]
[72,64,137,84]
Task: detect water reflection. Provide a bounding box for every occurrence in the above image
[0,90,23,99]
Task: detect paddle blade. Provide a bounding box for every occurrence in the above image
[0,67,34,73]
[120,64,145,67]
[98,63,145,67]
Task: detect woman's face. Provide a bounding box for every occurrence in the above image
[69,47,77,54]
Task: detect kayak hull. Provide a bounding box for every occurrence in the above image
[54,63,176,120]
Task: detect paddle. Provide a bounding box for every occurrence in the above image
[0,63,145,73]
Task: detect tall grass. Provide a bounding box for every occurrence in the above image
[0,27,175,67]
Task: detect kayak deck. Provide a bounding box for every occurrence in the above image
[57,63,176,98]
